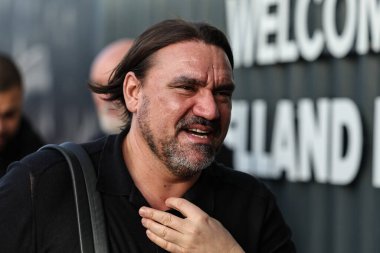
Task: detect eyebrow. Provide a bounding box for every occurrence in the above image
[169,76,235,90]
[169,76,204,87]
[215,83,235,93]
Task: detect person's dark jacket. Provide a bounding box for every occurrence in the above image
[0,116,45,177]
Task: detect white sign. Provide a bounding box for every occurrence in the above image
[225,98,367,186]
[225,0,380,67]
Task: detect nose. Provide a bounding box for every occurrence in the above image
[192,90,220,120]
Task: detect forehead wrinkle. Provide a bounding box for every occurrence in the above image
[207,65,234,89]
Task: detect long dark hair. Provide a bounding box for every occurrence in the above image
[89,19,234,130]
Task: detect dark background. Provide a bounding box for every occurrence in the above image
[1,1,380,252]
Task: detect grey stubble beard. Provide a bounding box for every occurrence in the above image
[136,95,215,178]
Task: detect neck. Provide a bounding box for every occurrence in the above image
[122,130,199,210]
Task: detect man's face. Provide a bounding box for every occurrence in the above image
[0,86,22,151]
[134,41,234,178]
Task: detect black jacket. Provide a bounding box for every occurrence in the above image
[0,116,44,177]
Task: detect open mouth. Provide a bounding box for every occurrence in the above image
[186,128,211,139]
[177,116,220,141]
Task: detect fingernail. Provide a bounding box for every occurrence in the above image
[139,206,147,216]
[141,218,147,226]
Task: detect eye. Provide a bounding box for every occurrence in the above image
[216,90,233,97]
[3,109,18,120]
[214,89,233,102]
[178,85,196,92]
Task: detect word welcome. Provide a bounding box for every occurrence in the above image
[225,0,380,66]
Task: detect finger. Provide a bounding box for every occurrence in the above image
[141,217,183,243]
[139,206,184,230]
[165,197,206,219]
[145,229,184,253]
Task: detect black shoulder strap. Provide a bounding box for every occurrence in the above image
[39,142,108,253]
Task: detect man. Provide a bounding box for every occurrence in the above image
[0,53,44,177]
[0,20,295,252]
[89,38,134,138]
[89,38,235,167]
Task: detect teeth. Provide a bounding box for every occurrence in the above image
[191,133,207,138]
[189,128,208,134]
[188,128,209,138]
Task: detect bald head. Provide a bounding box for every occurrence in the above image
[90,38,133,135]
[90,39,134,84]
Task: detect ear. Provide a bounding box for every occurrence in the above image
[123,72,141,113]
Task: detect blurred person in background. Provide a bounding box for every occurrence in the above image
[89,38,134,139]
[0,53,44,177]
[89,38,234,167]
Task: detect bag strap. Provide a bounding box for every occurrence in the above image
[40,142,108,253]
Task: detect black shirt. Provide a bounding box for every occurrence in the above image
[0,131,295,253]
[0,116,44,177]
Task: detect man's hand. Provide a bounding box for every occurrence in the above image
[139,197,245,253]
